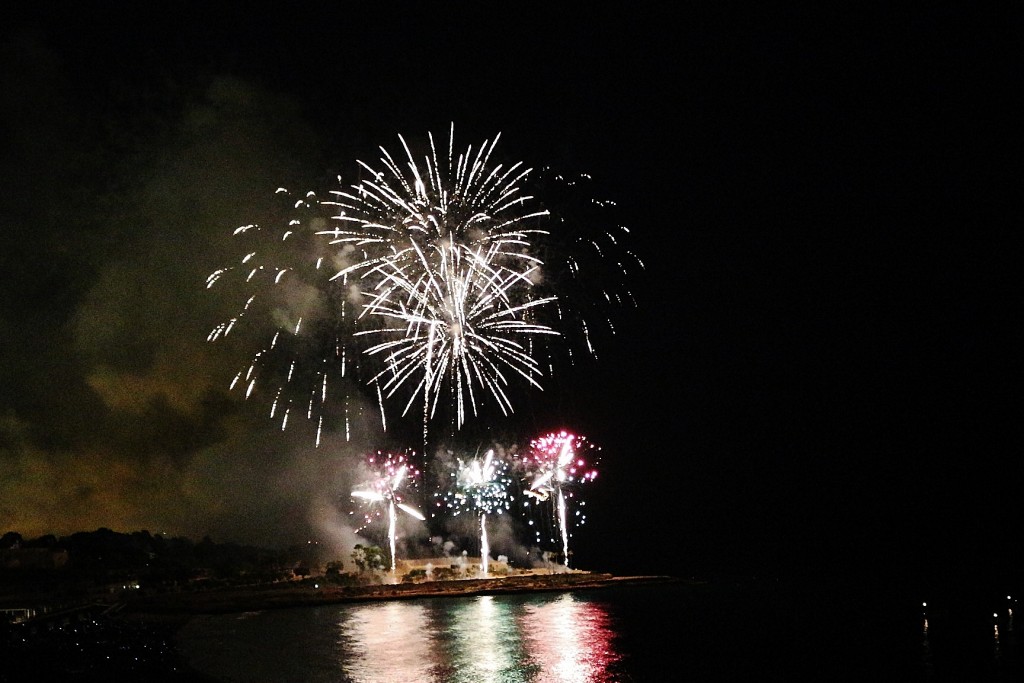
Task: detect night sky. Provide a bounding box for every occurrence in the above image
[2,5,1018,584]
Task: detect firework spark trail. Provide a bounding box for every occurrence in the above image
[480,514,490,576]
[351,450,425,573]
[519,430,599,567]
[319,124,551,279]
[436,448,513,576]
[556,488,568,568]
[527,167,646,367]
[205,189,371,445]
[355,237,559,430]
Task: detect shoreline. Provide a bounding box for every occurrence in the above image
[122,571,688,616]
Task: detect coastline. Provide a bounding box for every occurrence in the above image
[122,571,687,616]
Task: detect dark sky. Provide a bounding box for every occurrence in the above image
[1,5,1018,582]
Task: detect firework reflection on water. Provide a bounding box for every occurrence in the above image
[179,590,626,683]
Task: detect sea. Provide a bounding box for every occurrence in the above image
[175,574,1020,682]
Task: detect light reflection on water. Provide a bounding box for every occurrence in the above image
[335,593,617,683]
[337,600,436,681]
[442,595,526,681]
[182,591,623,683]
[177,581,1024,681]
[520,594,619,682]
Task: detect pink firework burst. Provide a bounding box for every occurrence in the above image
[518,430,599,567]
[351,449,426,573]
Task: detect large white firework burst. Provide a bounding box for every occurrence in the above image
[206,125,640,442]
[355,235,560,430]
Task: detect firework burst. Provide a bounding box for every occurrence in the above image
[517,430,599,567]
[527,167,645,367]
[206,125,640,444]
[356,236,559,431]
[205,188,371,446]
[319,124,550,283]
[321,125,562,434]
[350,449,426,573]
[435,448,514,575]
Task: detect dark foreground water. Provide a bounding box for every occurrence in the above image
[176,576,1019,682]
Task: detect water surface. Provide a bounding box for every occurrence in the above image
[178,579,1019,681]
